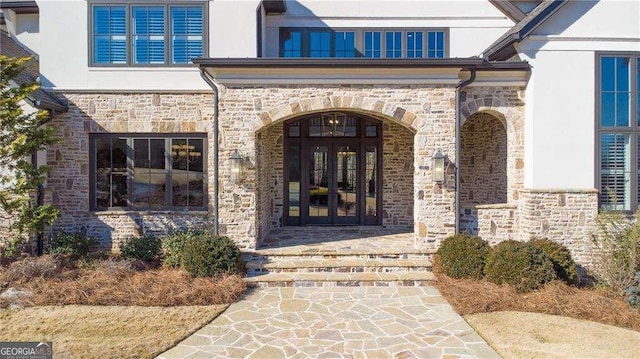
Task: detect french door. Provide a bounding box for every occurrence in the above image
[306,142,359,224]
[284,113,382,226]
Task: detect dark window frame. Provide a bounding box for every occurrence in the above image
[283,112,383,226]
[279,27,449,58]
[89,133,208,211]
[595,52,640,211]
[88,1,208,67]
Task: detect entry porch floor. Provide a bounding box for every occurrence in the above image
[253,226,430,256]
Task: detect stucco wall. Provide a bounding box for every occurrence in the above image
[263,0,513,57]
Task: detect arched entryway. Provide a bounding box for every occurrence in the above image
[460,111,508,235]
[460,111,508,204]
[283,112,383,226]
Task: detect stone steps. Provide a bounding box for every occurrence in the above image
[244,271,436,287]
[245,257,433,275]
[243,250,435,288]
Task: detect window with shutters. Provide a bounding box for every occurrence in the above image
[597,54,640,211]
[90,3,205,66]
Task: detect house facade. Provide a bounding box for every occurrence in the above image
[1,0,638,264]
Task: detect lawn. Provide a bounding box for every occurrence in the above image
[0,255,248,358]
[0,305,227,358]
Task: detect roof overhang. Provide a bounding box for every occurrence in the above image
[262,0,286,14]
[194,58,531,86]
[0,1,38,14]
[489,0,526,22]
[483,0,567,61]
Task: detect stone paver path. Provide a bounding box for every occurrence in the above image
[158,286,499,359]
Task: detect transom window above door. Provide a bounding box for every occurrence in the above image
[286,113,380,138]
[280,28,447,58]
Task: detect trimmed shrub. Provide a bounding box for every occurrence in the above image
[181,234,242,277]
[119,235,162,262]
[162,229,201,268]
[484,240,554,292]
[529,238,579,285]
[435,233,490,279]
[47,232,95,258]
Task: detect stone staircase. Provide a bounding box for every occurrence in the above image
[243,249,436,287]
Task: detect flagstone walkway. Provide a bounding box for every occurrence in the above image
[158,286,499,359]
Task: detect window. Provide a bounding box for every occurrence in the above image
[280,28,447,58]
[385,31,402,58]
[364,31,381,58]
[91,134,206,210]
[91,3,205,65]
[597,54,640,211]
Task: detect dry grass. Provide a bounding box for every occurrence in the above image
[435,273,640,331]
[0,256,248,307]
[0,305,227,358]
[466,311,640,359]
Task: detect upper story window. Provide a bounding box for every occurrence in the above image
[597,54,640,211]
[91,3,205,66]
[280,28,447,59]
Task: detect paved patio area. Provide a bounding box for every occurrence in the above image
[254,227,425,255]
[158,286,499,359]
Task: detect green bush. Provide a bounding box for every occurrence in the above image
[435,233,490,279]
[181,234,242,277]
[529,238,578,285]
[484,240,554,292]
[47,232,95,258]
[119,235,161,262]
[162,229,202,268]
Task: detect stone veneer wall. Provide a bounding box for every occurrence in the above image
[44,85,527,251]
[460,87,525,206]
[519,189,598,264]
[460,204,518,244]
[218,84,460,248]
[46,93,222,251]
[255,122,283,244]
[382,120,414,228]
[460,112,507,204]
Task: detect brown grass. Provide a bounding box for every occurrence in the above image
[0,305,227,358]
[1,256,248,307]
[435,273,640,332]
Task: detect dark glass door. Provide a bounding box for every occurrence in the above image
[283,113,382,226]
[307,143,359,225]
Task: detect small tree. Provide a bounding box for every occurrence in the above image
[0,55,59,255]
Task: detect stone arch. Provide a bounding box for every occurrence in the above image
[460,111,508,205]
[459,91,525,203]
[254,96,420,134]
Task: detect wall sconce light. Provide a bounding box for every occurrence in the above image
[230,150,243,184]
[432,149,446,184]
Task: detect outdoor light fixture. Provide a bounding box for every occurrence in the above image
[432,149,446,184]
[230,150,243,184]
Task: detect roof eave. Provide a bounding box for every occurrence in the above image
[482,0,568,61]
[489,0,527,22]
[0,1,39,14]
[193,57,530,71]
[262,0,286,14]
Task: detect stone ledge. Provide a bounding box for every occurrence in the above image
[90,210,211,217]
[522,188,598,194]
[462,203,517,210]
